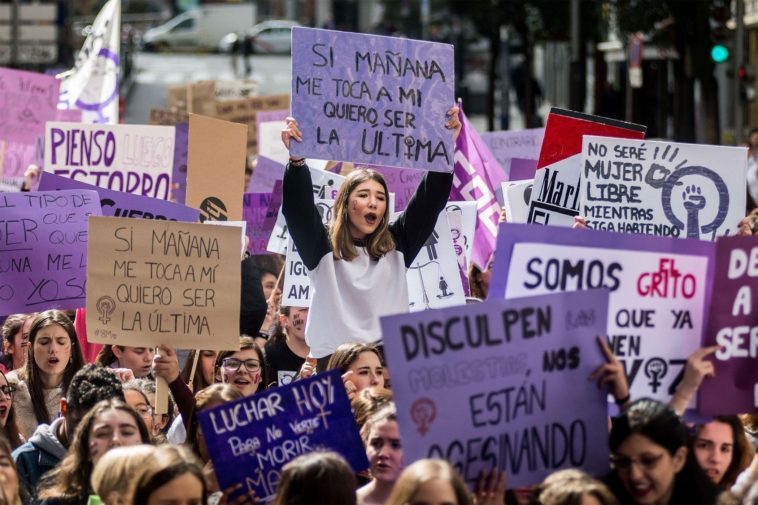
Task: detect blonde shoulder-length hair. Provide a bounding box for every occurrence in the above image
[386,459,472,505]
[330,169,395,261]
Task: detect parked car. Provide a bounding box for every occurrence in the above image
[142,4,256,52]
[217,20,302,54]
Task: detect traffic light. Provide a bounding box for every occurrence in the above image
[739,64,756,101]
[710,3,733,63]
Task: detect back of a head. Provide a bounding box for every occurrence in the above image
[610,398,687,454]
[351,387,392,430]
[91,445,156,503]
[67,364,125,415]
[273,451,357,505]
[386,459,471,505]
[535,469,618,505]
[131,445,205,505]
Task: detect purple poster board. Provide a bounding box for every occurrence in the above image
[700,235,758,415]
[509,158,538,181]
[0,189,102,315]
[481,128,544,171]
[198,369,368,502]
[380,290,611,488]
[367,164,423,211]
[38,172,199,222]
[244,186,282,255]
[247,155,285,194]
[171,123,189,204]
[290,27,455,172]
[0,68,60,145]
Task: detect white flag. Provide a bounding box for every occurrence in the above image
[58,0,121,124]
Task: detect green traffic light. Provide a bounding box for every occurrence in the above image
[711,44,730,63]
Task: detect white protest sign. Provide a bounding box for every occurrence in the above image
[282,199,333,308]
[580,136,747,240]
[504,242,707,404]
[445,201,477,265]
[44,122,175,200]
[406,212,465,311]
[267,168,344,255]
[502,179,534,224]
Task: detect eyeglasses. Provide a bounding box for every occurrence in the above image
[611,453,665,472]
[222,358,261,373]
[0,384,17,398]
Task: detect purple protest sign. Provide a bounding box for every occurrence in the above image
[364,164,423,211]
[509,158,538,181]
[481,128,544,170]
[38,172,199,222]
[171,123,189,204]
[489,223,715,405]
[0,190,102,315]
[0,68,60,145]
[290,27,455,172]
[381,289,611,488]
[244,187,283,255]
[257,109,290,164]
[700,235,758,415]
[247,155,285,194]
[198,369,368,502]
[43,122,175,200]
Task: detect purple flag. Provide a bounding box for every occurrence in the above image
[700,235,758,415]
[0,190,102,315]
[450,108,505,269]
[38,172,199,222]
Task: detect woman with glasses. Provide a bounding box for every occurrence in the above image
[606,398,718,505]
[0,371,21,449]
[122,382,157,440]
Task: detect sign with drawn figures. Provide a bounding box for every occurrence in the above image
[380,290,611,488]
[406,211,465,311]
[290,27,455,172]
[0,190,102,315]
[199,369,368,503]
[86,217,241,350]
[489,224,714,405]
[580,136,747,240]
[528,109,646,227]
[445,201,477,294]
[43,122,176,200]
[282,199,333,307]
[38,172,200,223]
[502,180,534,224]
[700,235,758,415]
[267,168,345,255]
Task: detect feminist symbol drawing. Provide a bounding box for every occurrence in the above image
[96,296,116,325]
[73,48,120,124]
[644,358,668,394]
[410,398,437,436]
[661,166,729,239]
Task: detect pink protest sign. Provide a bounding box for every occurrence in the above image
[0,68,60,145]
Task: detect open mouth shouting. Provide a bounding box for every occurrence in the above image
[365,212,378,226]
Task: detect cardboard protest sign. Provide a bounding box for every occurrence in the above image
[488,224,714,405]
[214,95,290,155]
[580,136,747,240]
[700,235,758,415]
[0,190,102,315]
[502,180,534,224]
[267,169,345,255]
[247,155,285,194]
[167,81,217,116]
[406,211,465,311]
[0,68,59,145]
[198,369,368,503]
[528,109,646,227]
[43,122,175,200]
[257,109,290,165]
[149,108,190,126]
[290,27,455,171]
[380,289,611,488]
[186,114,247,222]
[39,172,199,222]
[481,128,544,173]
[86,217,241,349]
[282,199,333,307]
